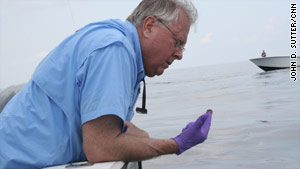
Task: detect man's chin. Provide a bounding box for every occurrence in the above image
[156,69,165,76]
[145,71,155,77]
[145,68,165,77]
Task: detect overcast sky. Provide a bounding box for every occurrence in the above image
[0,0,297,89]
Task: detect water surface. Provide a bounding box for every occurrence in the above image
[132,62,300,169]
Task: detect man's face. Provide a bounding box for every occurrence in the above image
[140,9,190,77]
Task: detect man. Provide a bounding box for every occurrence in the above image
[0,0,212,168]
[261,50,266,57]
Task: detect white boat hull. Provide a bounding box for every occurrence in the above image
[43,161,138,169]
[249,56,299,71]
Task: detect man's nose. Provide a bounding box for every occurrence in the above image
[173,50,183,60]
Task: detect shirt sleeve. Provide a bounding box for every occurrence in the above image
[76,42,134,128]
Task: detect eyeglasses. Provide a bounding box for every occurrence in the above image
[156,18,186,52]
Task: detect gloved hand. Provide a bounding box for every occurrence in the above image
[172,110,213,155]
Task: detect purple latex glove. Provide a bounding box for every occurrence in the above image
[172,110,212,155]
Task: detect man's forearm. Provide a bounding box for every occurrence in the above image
[82,115,178,163]
[111,134,178,162]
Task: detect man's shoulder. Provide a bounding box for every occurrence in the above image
[77,19,134,52]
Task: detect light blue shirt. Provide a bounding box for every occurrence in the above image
[0,19,145,169]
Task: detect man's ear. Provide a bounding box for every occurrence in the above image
[142,16,156,38]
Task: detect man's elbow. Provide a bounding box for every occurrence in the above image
[83,142,112,163]
[83,143,97,163]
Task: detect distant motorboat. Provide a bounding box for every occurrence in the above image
[249,56,300,71]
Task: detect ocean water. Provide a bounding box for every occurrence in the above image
[132,61,300,169]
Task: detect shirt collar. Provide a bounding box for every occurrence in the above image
[124,21,145,83]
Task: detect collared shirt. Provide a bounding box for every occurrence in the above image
[0,19,145,169]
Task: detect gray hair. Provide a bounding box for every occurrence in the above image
[127,0,198,27]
